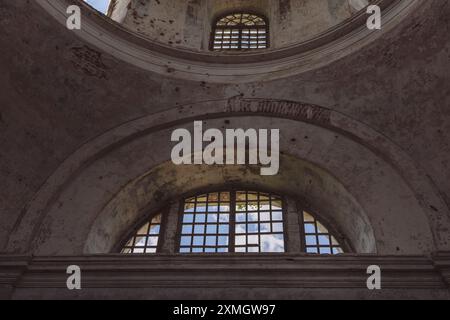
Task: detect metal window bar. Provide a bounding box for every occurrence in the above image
[300,211,344,255]
[121,213,162,254]
[178,191,286,253]
[211,13,269,51]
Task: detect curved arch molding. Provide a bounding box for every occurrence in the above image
[35,0,424,83]
[5,98,450,255]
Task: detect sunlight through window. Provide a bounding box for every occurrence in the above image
[212,13,269,51]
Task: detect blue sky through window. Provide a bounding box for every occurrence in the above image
[84,0,110,14]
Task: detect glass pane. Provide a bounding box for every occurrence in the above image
[248,212,258,222]
[236,224,246,234]
[302,211,344,255]
[178,190,286,253]
[205,236,216,246]
[208,193,219,202]
[149,224,160,235]
[181,236,191,246]
[207,213,218,223]
[147,237,158,247]
[304,223,316,234]
[306,247,318,254]
[260,212,271,221]
[261,234,284,253]
[206,225,217,234]
[195,214,206,223]
[194,225,205,234]
[306,236,317,246]
[248,223,258,233]
[317,221,328,234]
[260,223,271,233]
[121,214,161,254]
[319,235,330,246]
[235,236,246,245]
[182,225,193,234]
[272,211,283,221]
[303,212,315,222]
[208,203,219,212]
[136,223,149,235]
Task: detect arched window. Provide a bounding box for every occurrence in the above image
[119,190,346,255]
[180,191,284,253]
[302,211,343,255]
[211,13,269,51]
[121,213,162,254]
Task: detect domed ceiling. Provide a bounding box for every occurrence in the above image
[86,0,373,51]
[38,0,423,82]
[86,0,375,51]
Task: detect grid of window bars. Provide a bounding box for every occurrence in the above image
[119,197,345,255]
[179,191,285,253]
[234,191,285,253]
[212,13,268,51]
[180,192,231,253]
[302,211,343,255]
[121,214,161,254]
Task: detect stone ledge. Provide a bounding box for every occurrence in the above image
[0,253,448,289]
[2,253,449,299]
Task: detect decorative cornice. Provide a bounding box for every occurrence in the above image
[432,252,450,287]
[0,254,449,289]
[0,256,30,286]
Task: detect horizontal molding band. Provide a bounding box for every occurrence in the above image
[1,253,449,290]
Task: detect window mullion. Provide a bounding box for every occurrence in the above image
[285,198,303,253]
[229,191,237,252]
[299,205,307,253]
[160,200,182,254]
[238,28,242,50]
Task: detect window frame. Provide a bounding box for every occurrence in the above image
[115,187,352,255]
[210,11,270,51]
[175,188,289,253]
[297,205,352,254]
[114,205,169,254]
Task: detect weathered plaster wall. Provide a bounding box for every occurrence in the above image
[108,0,131,23]
[117,0,358,50]
[0,0,449,257]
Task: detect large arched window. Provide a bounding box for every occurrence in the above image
[211,13,269,51]
[120,190,345,255]
[179,191,284,253]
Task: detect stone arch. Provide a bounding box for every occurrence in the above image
[6,98,449,255]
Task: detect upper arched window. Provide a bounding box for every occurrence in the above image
[119,189,345,255]
[211,13,269,51]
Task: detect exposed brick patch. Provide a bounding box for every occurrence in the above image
[226,98,331,125]
[70,46,108,79]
